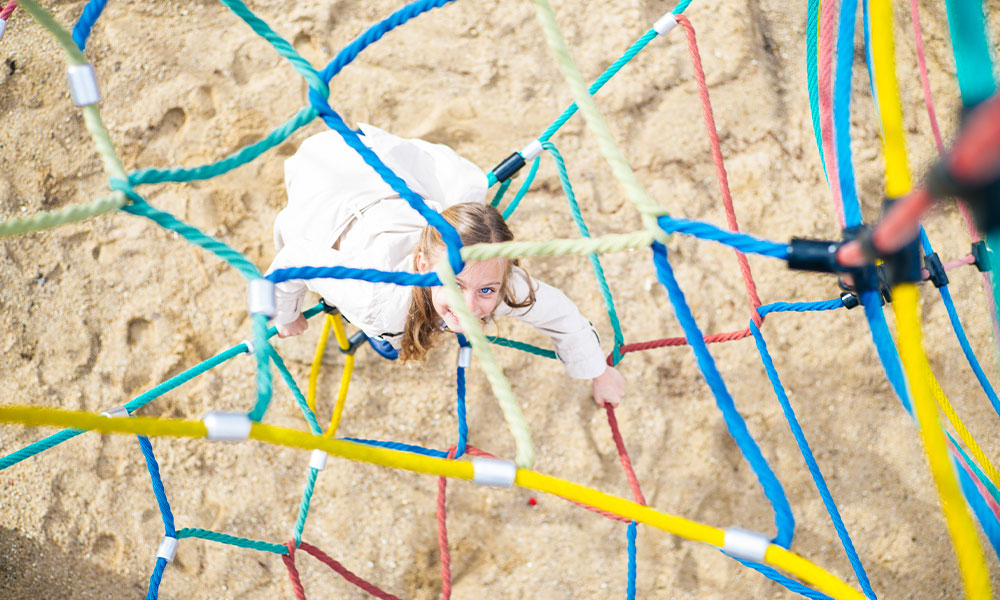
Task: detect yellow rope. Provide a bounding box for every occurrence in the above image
[325,314,353,439]
[306,314,335,415]
[1,404,866,600]
[869,0,912,199]
[436,260,534,468]
[528,0,669,243]
[926,366,1000,492]
[893,285,992,600]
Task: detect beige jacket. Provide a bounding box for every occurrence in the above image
[267,124,607,379]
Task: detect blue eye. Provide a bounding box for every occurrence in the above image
[480,287,495,295]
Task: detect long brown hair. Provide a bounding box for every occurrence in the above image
[400,203,535,361]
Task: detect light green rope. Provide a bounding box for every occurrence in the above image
[436,260,534,468]
[0,191,127,238]
[529,0,669,241]
[462,231,655,261]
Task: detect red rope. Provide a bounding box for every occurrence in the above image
[282,542,307,600]
[297,541,404,600]
[675,15,764,326]
[0,0,15,21]
[613,327,752,359]
[605,405,646,506]
[436,448,457,600]
[818,0,845,227]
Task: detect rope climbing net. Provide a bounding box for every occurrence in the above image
[2,0,1000,599]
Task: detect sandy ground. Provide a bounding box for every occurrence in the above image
[2,0,1000,598]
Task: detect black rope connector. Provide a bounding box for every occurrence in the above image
[840,292,860,309]
[923,252,949,288]
[342,331,369,355]
[971,241,992,272]
[787,238,844,273]
[320,299,340,315]
[491,152,526,183]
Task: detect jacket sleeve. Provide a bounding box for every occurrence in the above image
[497,267,608,379]
[265,241,352,326]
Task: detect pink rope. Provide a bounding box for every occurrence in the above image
[436,448,457,600]
[676,15,765,326]
[0,0,15,21]
[818,0,845,227]
[282,542,307,600]
[606,405,646,506]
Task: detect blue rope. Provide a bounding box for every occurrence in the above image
[860,290,913,415]
[343,437,449,458]
[145,557,168,600]
[758,298,843,317]
[456,335,470,458]
[501,157,540,220]
[71,0,108,51]
[626,521,638,600]
[651,242,794,547]
[952,449,1000,559]
[750,321,877,599]
[834,0,863,227]
[138,436,176,537]
[656,216,789,259]
[267,265,440,288]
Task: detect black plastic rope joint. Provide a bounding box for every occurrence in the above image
[923,252,949,288]
[320,299,340,315]
[882,235,922,287]
[491,152,526,183]
[971,241,992,272]
[840,292,860,309]
[342,331,369,355]
[787,238,844,273]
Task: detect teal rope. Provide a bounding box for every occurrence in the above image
[128,107,319,186]
[293,468,320,546]
[176,527,288,554]
[501,157,541,220]
[114,185,261,280]
[806,0,827,175]
[219,0,328,97]
[490,179,512,208]
[248,315,273,422]
[487,336,557,359]
[943,0,996,107]
[544,141,625,364]
[266,344,322,435]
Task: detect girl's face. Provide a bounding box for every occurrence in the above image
[417,250,508,333]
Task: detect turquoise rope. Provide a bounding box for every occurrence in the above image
[942,0,996,107]
[219,0,328,97]
[501,157,541,220]
[176,527,288,554]
[544,141,625,364]
[805,0,827,176]
[487,336,557,359]
[293,468,320,546]
[490,179,512,208]
[128,107,319,186]
[266,344,322,435]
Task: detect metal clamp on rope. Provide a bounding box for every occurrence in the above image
[67,64,100,106]
[242,338,256,355]
[101,405,131,418]
[653,12,678,35]
[971,241,991,272]
[247,278,276,318]
[309,449,328,471]
[203,412,252,441]
[722,528,770,562]
[491,152,527,183]
[923,252,949,288]
[520,140,543,161]
[342,331,368,355]
[472,457,516,488]
[457,346,472,368]
[157,536,179,562]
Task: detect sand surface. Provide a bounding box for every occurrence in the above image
[3,0,1000,598]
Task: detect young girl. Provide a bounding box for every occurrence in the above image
[266,123,625,407]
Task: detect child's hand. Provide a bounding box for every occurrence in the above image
[592,365,625,407]
[276,314,308,338]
